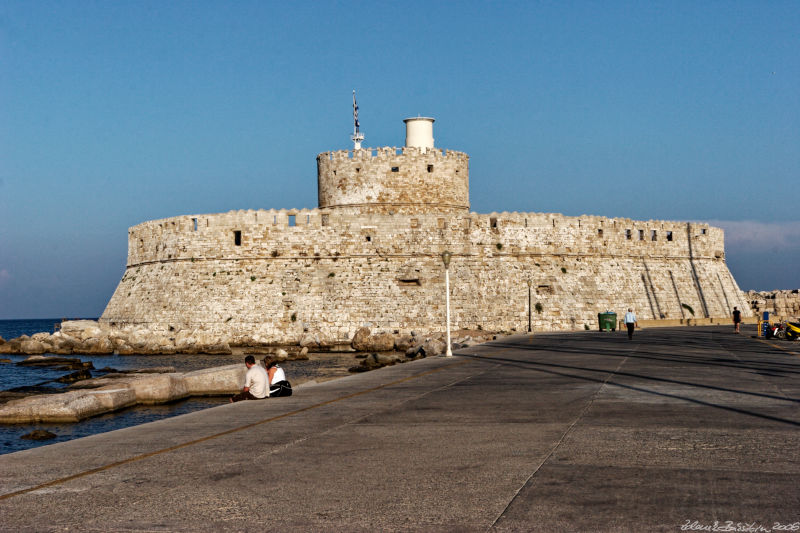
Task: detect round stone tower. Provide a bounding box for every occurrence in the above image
[316,118,469,215]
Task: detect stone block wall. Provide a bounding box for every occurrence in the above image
[100,208,749,345]
[745,290,800,320]
[316,147,469,214]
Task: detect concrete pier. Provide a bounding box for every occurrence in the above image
[1,326,798,531]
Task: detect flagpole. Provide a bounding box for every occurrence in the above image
[351,90,364,150]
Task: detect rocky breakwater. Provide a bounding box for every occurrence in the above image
[746,289,800,320]
[0,320,500,357]
[347,326,494,372]
[0,361,246,424]
[0,320,236,356]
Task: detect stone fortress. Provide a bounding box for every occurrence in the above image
[99,116,751,349]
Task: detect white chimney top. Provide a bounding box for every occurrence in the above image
[403,117,435,150]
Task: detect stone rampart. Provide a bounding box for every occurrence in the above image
[101,209,749,345]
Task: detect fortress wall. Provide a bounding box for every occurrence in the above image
[102,210,749,344]
[316,147,469,214]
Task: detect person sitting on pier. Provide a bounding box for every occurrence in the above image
[264,357,292,397]
[230,355,269,402]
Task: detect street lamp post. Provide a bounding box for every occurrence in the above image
[527,279,532,333]
[441,251,453,357]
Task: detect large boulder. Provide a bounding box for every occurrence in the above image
[368,333,396,352]
[351,327,371,351]
[60,320,108,341]
[394,335,416,352]
[298,332,320,350]
[49,333,82,355]
[31,332,52,342]
[19,340,48,354]
[420,339,446,357]
[0,341,19,354]
[352,328,395,352]
[80,337,115,355]
[183,364,245,395]
[115,342,136,355]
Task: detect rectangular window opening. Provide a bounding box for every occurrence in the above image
[701,228,707,235]
[234,230,242,246]
[288,215,296,227]
[667,231,673,241]
[638,229,645,241]
[306,215,310,224]
[398,278,421,287]
[651,230,657,241]
[355,167,360,173]
[490,217,498,229]
[192,218,198,231]
[391,166,399,172]
[597,228,603,237]
[625,229,632,240]
[427,164,433,173]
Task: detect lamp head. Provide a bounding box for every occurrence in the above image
[441,250,452,268]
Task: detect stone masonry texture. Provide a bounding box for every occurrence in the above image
[100,139,751,346]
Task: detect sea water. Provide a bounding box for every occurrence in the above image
[0,319,353,455]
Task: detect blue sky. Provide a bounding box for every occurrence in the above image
[1,0,798,319]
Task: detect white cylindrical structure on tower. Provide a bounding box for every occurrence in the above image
[403,117,435,149]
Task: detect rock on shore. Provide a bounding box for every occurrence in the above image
[0,320,494,357]
[0,364,246,423]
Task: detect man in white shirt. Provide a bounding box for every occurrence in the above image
[230,355,269,402]
[624,308,638,340]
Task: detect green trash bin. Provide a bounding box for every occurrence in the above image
[598,312,617,331]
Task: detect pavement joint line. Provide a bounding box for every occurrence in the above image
[466,352,800,427]
[0,358,469,502]
[487,347,632,531]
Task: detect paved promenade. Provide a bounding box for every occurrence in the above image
[1,326,799,532]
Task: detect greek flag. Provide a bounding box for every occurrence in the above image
[353,91,360,130]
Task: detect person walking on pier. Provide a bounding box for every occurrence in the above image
[230,355,269,402]
[624,308,638,340]
[732,306,742,333]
